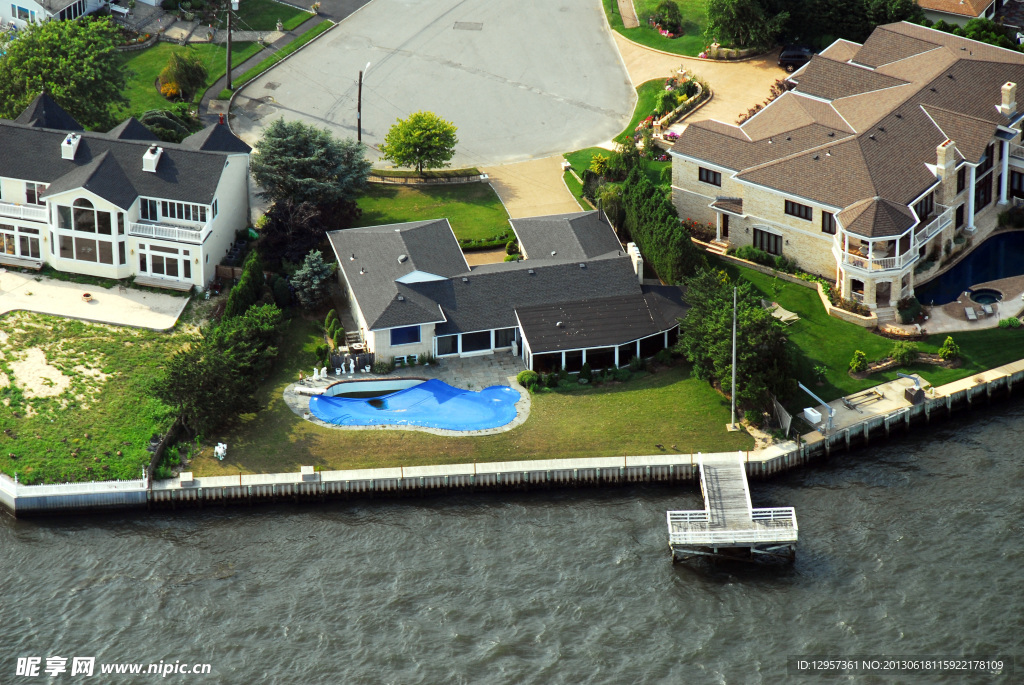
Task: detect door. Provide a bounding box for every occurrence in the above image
[722,214,729,239]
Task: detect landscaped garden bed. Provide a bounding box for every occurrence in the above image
[602,0,708,57]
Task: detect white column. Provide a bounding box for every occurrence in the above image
[614,346,620,368]
[1000,140,1010,205]
[968,164,977,230]
[715,213,721,241]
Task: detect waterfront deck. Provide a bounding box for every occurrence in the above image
[667,452,797,562]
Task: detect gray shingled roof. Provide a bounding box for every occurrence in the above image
[406,254,644,336]
[515,285,687,353]
[0,122,240,205]
[13,93,82,131]
[181,123,253,154]
[326,220,469,330]
[106,117,160,143]
[510,211,622,261]
[42,150,138,210]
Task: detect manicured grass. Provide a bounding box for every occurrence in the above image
[0,313,187,484]
[216,0,313,31]
[190,318,754,476]
[716,258,1024,406]
[224,19,332,96]
[354,183,511,243]
[117,41,261,116]
[564,146,670,185]
[563,170,589,211]
[617,79,670,144]
[602,0,708,57]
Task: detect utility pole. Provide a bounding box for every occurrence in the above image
[357,62,370,143]
[728,287,739,431]
[226,0,239,91]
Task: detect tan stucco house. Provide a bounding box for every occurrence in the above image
[670,22,1024,320]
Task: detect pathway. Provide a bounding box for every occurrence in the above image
[481,156,582,219]
[617,0,639,29]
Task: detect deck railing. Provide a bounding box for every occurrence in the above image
[666,507,798,545]
[0,201,47,222]
[128,221,209,244]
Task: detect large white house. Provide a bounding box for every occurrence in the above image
[2,0,103,28]
[0,94,251,290]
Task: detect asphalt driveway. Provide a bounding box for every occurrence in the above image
[231,0,635,166]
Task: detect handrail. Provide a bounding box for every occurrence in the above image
[0,201,47,222]
[128,221,209,244]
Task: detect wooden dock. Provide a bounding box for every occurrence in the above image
[667,452,797,562]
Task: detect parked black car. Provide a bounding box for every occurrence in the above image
[778,45,813,72]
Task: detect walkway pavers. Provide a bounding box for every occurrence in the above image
[0,270,189,330]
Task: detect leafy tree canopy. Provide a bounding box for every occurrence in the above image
[0,17,128,130]
[160,49,209,102]
[705,0,789,49]
[251,118,371,206]
[675,268,794,410]
[290,250,336,309]
[379,111,459,174]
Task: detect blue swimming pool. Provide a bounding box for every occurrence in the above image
[914,231,1024,305]
[309,379,521,431]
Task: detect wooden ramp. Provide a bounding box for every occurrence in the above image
[667,452,797,562]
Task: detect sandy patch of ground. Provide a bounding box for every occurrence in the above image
[73,365,111,383]
[0,371,8,388]
[8,347,72,398]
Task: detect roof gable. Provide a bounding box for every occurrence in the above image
[181,123,252,154]
[106,117,160,142]
[789,56,907,101]
[836,196,917,238]
[510,211,621,261]
[41,150,138,209]
[13,93,82,131]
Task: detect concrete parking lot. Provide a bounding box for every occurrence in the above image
[231,0,635,166]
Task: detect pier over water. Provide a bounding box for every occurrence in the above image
[667,453,798,562]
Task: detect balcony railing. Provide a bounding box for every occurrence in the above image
[128,221,209,244]
[834,244,917,272]
[666,507,798,546]
[1009,144,1024,161]
[0,201,47,223]
[913,205,952,246]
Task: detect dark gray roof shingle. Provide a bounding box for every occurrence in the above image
[106,117,160,142]
[181,123,253,154]
[41,150,138,209]
[510,211,622,261]
[13,93,82,131]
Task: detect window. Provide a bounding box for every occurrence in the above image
[119,242,126,265]
[955,204,964,228]
[57,206,72,229]
[98,241,114,265]
[914,193,934,222]
[389,325,421,346]
[212,199,218,219]
[785,200,812,221]
[821,211,836,235]
[753,228,782,255]
[97,211,112,235]
[494,328,516,348]
[59,235,74,259]
[978,144,994,176]
[461,331,491,352]
[140,199,158,221]
[436,335,458,356]
[19,235,40,259]
[139,253,147,272]
[957,167,966,193]
[26,182,47,205]
[74,237,97,262]
[698,167,721,186]
[73,198,95,233]
[117,213,125,235]
[161,201,208,223]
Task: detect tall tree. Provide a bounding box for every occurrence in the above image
[0,17,128,130]
[705,0,789,49]
[290,250,336,309]
[251,118,371,206]
[676,268,793,409]
[379,111,458,174]
[160,49,209,103]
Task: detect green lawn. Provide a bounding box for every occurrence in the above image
[117,41,262,116]
[216,0,312,31]
[602,0,708,57]
[716,258,1024,406]
[0,313,186,484]
[191,318,754,476]
[354,183,511,244]
[220,19,332,97]
[563,170,589,210]
[617,79,670,144]
[564,146,670,185]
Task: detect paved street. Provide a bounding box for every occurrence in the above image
[231,0,635,166]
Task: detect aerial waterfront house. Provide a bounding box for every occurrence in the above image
[670,22,1024,321]
[327,210,686,372]
[0,94,251,291]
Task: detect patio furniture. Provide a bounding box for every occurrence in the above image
[965,306,978,321]
[762,299,800,325]
[982,303,994,316]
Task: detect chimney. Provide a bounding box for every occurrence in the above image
[61,133,81,160]
[142,145,163,173]
[1000,82,1017,117]
[626,242,644,283]
[936,139,957,180]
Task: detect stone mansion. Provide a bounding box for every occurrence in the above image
[670,22,1024,318]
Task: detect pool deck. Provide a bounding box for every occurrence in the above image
[282,352,533,436]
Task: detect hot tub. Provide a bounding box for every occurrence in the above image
[969,288,1003,305]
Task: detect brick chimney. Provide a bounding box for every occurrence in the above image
[1000,82,1017,117]
[936,139,959,207]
